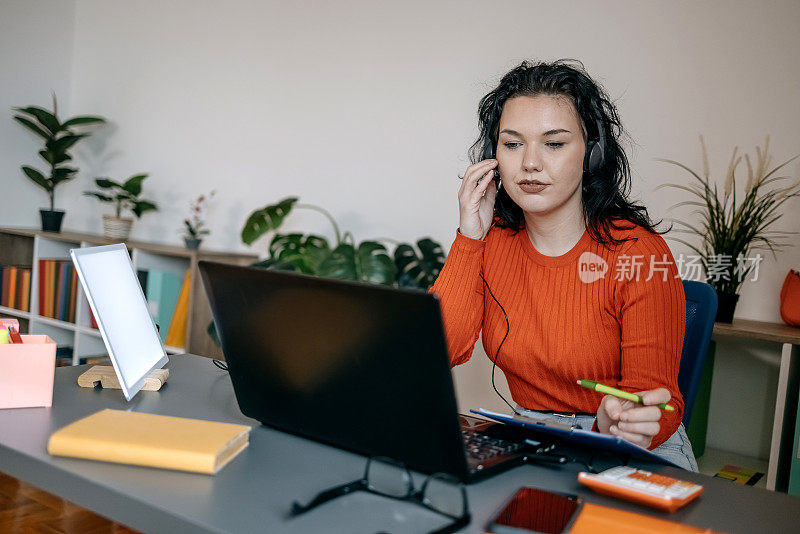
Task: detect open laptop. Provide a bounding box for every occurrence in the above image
[198,261,530,482]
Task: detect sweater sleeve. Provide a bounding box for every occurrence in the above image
[429,230,486,366]
[614,235,686,449]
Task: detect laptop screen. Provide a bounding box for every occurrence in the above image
[199,261,469,480]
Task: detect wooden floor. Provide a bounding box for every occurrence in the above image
[0,470,139,533]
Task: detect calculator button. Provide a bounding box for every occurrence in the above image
[602,467,636,479]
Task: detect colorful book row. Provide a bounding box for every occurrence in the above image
[0,265,33,312]
[165,270,191,348]
[38,259,79,323]
[137,268,190,346]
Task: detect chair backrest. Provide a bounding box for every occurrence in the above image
[678,280,718,425]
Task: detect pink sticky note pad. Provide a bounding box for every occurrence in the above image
[0,335,56,409]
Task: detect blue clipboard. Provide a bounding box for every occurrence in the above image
[471,408,681,468]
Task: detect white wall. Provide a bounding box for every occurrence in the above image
[0,0,76,222]
[40,0,800,322]
[2,0,799,457]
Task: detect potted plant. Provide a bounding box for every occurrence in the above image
[658,136,800,322]
[240,197,445,287]
[13,94,106,232]
[84,174,158,240]
[182,191,215,250]
[207,197,447,345]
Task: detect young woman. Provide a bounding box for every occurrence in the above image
[432,60,697,470]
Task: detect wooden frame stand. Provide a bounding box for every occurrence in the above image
[77,365,169,392]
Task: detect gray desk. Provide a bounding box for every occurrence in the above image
[1,354,799,533]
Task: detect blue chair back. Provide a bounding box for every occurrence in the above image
[678,280,718,425]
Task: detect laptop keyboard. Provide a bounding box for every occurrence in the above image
[462,430,525,462]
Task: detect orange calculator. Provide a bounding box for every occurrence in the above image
[578,466,703,512]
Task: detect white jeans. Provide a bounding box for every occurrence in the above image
[515,407,699,472]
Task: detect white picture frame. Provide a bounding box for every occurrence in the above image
[70,243,168,401]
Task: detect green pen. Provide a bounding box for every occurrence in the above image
[577,379,675,411]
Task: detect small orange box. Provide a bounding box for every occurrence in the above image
[0,335,56,409]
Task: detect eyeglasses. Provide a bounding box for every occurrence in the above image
[290,456,471,534]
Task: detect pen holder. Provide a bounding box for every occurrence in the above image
[0,335,56,409]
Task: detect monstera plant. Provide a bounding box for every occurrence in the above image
[208,197,446,344]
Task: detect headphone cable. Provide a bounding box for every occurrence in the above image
[479,273,519,416]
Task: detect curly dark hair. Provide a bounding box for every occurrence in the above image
[469,59,660,245]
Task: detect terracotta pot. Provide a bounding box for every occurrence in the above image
[102,214,133,240]
[780,270,800,326]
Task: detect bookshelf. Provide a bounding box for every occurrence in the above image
[0,228,257,363]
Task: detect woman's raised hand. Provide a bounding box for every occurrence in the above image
[458,159,498,241]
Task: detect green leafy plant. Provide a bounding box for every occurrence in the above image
[207,197,447,346]
[183,190,215,238]
[658,135,800,295]
[13,94,106,211]
[84,174,159,219]
[241,197,446,287]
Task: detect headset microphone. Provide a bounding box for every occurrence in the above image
[481,141,501,187]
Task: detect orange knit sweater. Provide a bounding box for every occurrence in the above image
[431,223,685,449]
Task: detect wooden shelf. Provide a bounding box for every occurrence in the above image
[0,227,257,363]
[0,306,31,320]
[714,319,800,345]
[0,227,251,260]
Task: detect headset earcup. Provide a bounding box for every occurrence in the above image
[583,140,597,174]
[584,140,603,174]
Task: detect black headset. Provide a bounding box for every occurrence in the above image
[582,104,606,175]
[482,103,606,177]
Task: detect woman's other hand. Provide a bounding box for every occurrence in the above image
[595,388,670,449]
[458,159,498,240]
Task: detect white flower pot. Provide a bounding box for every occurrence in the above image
[102,214,133,240]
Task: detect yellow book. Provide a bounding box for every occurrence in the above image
[20,269,31,312]
[47,409,251,474]
[165,269,191,348]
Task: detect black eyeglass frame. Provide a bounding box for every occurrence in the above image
[290,456,471,534]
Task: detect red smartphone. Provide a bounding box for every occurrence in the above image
[486,486,583,534]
